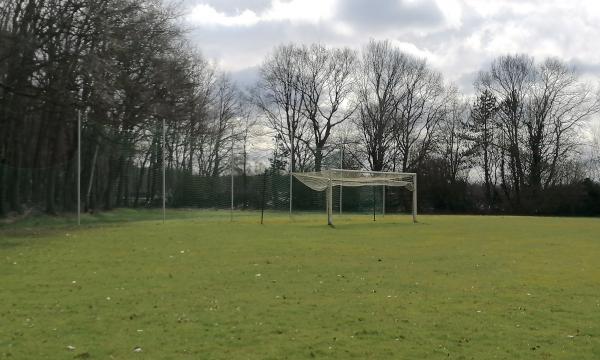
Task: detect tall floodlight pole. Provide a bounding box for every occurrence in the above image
[162,118,166,224]
[77,110,81,226]
[412,174,417,223]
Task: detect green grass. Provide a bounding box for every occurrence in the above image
[1,212,600,359]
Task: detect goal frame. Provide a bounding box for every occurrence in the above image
[292,169,417,226]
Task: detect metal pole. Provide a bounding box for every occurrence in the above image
[382,185,385,217]
[261,170,267,224]
[289,172,293,217]
[327,177,333,226]
[339,144,343,215]
[162,118,166,224]
[77,110,81,226]
[373,187,376,222]
[412,174,417,223]
[289,130,294,218]
[230,127,234,222]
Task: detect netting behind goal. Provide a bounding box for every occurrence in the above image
[2,114,416,225]
[292,169,417,224]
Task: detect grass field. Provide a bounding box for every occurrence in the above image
[1,211,600,359]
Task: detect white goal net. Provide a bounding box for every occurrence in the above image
[292,169,417,225]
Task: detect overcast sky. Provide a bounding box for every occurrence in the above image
[181,0,600,94]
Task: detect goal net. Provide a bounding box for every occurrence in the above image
[292,169,417,225]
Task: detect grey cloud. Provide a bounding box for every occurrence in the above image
[569,59,600,77]
[230,66,261,91]
[190,20,347,68]
[337,0,445,30]
[183,0,600,98]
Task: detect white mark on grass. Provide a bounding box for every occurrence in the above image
[133,347,142,352]
[72,281,77,284]
[137,329,143,333]
[180,251,185,254]
[255,273,261,277]
[106,297,111,301]
[67,345,76,351]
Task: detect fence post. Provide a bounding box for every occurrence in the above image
[412,174,418,223]
[230,127,234,222]
[162,118,166,223]
[372,187,376,222]
[382,185,385,217]
[339,145,343,215]
[77,110,81,226]
[261,170,267,224]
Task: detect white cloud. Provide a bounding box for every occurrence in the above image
[187,4,260,26]
[186,0,600,95]
[435,0,462,28]
[187,0,337,27]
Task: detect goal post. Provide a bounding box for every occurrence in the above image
[292,169,417,225]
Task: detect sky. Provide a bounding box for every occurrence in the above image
[181,0,600,94]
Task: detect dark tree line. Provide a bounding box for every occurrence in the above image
[0,0,252,215]
[1,1,599,217]
[258,41,600,215]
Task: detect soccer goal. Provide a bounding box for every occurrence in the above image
[292,169,417,225]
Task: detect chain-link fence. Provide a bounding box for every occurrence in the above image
[0,116,417,227]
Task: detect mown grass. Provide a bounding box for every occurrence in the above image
[1,212,599,359]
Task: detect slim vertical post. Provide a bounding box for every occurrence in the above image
[412,174,417,223]
[327,177,333,226]
[372,187,376,222]
[339,145,343,215]
[289,172,293,217]
[162,118,166,224]
[289,130,294,218]
[261,170,267,224]
[77,110,81,226]
[382,185,385,217]
[230,127,234,222]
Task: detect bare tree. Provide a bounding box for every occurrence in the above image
[296,44,357,170]
[439,92,472,184]
[392,58,449,172]
[477,55,600,210]
[253,44,308,172]
[477,54,535,206]
[468,89,501,207]
[532,59,600,189]
[355,40,409,171]
[589,121,600,180]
